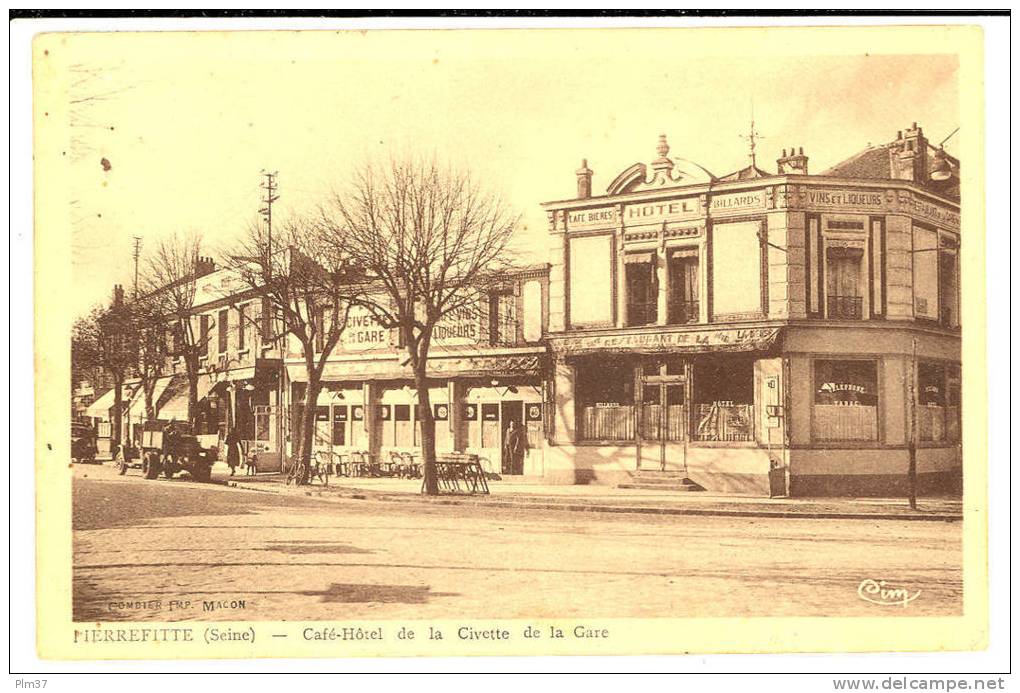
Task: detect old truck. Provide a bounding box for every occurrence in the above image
[118,420,218,483]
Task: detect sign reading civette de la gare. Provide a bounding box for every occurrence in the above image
[556,327,781,355]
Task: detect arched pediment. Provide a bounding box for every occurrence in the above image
[605,135,717,195]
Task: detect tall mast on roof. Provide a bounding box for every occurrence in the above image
[740,99,764,169]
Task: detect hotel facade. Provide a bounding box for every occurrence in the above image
[540,124,961,495]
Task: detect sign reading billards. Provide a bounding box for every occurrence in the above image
[352,406,364,420]
[526,403,543,421]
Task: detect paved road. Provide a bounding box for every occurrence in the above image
[72,463,963,622]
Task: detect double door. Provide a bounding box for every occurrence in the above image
[638,377,688,472]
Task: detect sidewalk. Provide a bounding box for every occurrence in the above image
[223,471,963,522]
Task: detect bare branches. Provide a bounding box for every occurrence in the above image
[317,153,520,495]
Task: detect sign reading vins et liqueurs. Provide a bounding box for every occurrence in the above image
[800,187,884,211]
[433,305,480,345]
[557,327,781,355]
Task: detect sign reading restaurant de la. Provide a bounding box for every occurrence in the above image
[557,327,781,355]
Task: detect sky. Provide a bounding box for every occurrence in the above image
[49,27,960,318]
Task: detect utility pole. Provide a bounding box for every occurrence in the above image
[907,338,918,510]
[132,236,142,299]
[259,170,279,279]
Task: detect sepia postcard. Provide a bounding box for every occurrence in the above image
[32,22,988,661]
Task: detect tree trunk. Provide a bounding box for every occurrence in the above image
[292,381,321,485]
[111,376,124,452]
[290,356,322,486]
[414,364,439,495]
[185,358,199,427]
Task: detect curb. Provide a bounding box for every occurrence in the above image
[226,481,962,523]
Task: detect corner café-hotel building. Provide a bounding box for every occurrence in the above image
[537,124,961,496]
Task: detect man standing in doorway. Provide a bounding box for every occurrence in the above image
[503,419,529,475]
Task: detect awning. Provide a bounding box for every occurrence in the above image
[624,251,655,264]
[554,327,782,356]
[84,387,117,419]
[158,373,215,421]
[670,247,698,259]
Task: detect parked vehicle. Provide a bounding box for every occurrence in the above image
[71,422,98,464]
[117,420,218,482]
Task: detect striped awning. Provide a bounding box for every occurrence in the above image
[623,251,655,264]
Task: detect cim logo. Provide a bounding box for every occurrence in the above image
[857,579,921,607]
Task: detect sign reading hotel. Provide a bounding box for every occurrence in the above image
[623,199,699,227]
[557,327,781,355]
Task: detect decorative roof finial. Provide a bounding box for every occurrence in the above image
[656,133,670,160]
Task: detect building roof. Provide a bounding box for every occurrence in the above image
[717,163,772,182]
[821,145,895,179]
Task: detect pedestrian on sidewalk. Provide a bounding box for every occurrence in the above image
[503,419,529,475]
[225,427,241,477]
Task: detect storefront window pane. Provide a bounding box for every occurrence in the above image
[918,362,958,443]
[576,358,635,441]
[813,360,879,441]
[692,356,754,442]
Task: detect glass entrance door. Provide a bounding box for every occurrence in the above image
[638,380,687,471]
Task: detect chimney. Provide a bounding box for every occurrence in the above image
[891,122,929,182]
[195,255,215,277]
[112,284,124,307]
[777,146,809,175]
[575,159,593,199]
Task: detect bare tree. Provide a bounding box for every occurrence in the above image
[97,288,137,454]
[139,234,211,426]
[72,304,106,399]
[320,156,519,495]
[225,216,360,485]
[132,294,170,420]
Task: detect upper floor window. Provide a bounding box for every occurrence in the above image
[667,249,699,325]
[489,291,517,346]
[938,249,959,328]
[200,314,211,358]
[826,247,863,320]
[625,252,657,327]
[218,308,229,354]
[236,303,247,351]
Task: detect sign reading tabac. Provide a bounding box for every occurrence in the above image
[557,327,781,355]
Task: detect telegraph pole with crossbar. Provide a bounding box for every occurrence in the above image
[260,170,279,279]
